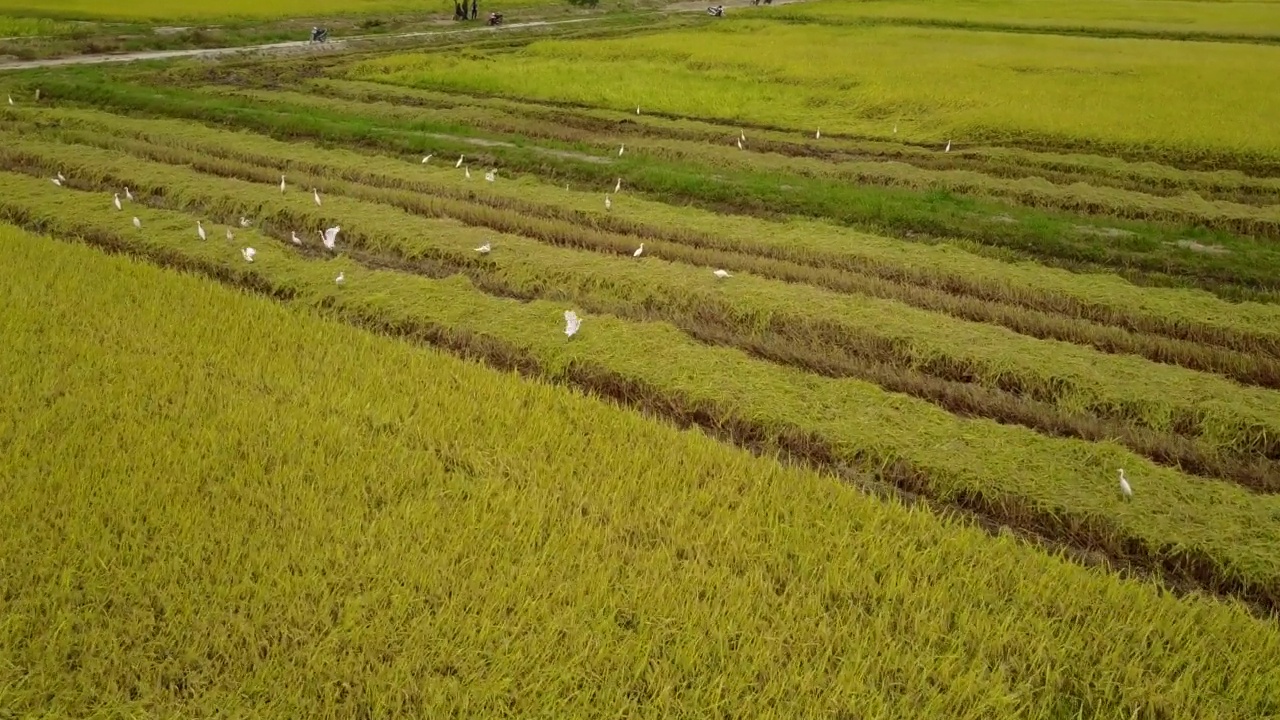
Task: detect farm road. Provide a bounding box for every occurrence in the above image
[0,0,808,72]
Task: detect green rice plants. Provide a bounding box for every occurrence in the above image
[13,104,1280,367]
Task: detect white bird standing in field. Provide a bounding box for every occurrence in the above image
[815,128,821,139]
[564,310,581,339]
[475,242,491,254]
[455,154,464,168]
[633,243,644,258]
[57,172,65,183]
[197,221,206,241]
[618,144,625,157]
[279,174,286,193]
[313,188,322,206]
[1118,469,1133,500]
[736,137,743,150]
[604,194,612,211]
[6,95,11,106]
[893,124,898,134]
[132,217,142,229]
[322,225,340,250]
[242,247,256,263]
[485,169,496,182]
[291,230,302,246]
[945,140,951,153]
[34,88,40,101]
[422,154,433,163]
[335,271,345,285]
[614,178,621,194]
[124,187,133,202]
[226,228,234,241]
[740,129,746,143]
[465,166,471,180]
[51,178,62,187]
[239,216,251,228]
[636,106,641,115]
[113,193,122,211]
[713,269,731,279]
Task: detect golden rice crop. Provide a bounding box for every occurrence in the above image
[347,20,1280,161]
[13,103,1280,357]
[7,171,1280,609]
[5,223,1280,716]
[777,0,1280,38]
[10,131,1280,465]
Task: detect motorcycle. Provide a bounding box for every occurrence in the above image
[488,12,504,25]
[310,27,329,42]
[707,5,724,16]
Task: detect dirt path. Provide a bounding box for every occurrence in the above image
[0,17,599,71]
[0,0,812,72]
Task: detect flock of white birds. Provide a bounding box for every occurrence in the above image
[59,152,741,348]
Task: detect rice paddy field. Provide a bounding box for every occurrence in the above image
[5,0,1280,716]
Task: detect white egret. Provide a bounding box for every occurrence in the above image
[1118,469,1133,500]
[636,106,641,115]
[242,247,256,263]
[313,188,322,206]
[564,310,581,338]
[713,269,731,279]
[34,88,39,101]
[945,140,951,153]
[893,124,898,134]
[736,138,743,150]
[124,187,133,202]
[633,243,644,258]
[618,144,625,157]
[322,225,340,250]
[132,217,142,229]
[604,195,612,211]
[57,172,65,182]
[291,231,302,246]
[740,129,745,142]
[422,154,433,163]
[113,193,122,211]
[484,169,495,182]
[239,217,251,228]
[455,154,464,168]
[475,242,491,254]
[226,228,234,241]
[465,166,471,180]
[335,272,345,285]
[815,128,821,139]
[51,178,61,187]
[197,221,206,241]
[6,95,11,106]
[614,178,621,193]
[279,174,286,193]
